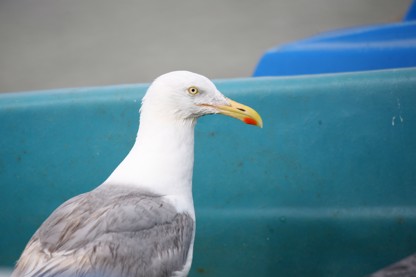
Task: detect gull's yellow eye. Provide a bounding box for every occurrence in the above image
[187,86,199,95]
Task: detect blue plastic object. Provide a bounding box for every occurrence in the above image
[1,68,416,276]
[253,21,416,76]
[405,0,416,21]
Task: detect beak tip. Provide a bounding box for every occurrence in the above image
[254,119,263,128]
[243,117,263,128]
[214,97,263,128]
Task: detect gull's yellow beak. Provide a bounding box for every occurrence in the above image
[212,98,263,128]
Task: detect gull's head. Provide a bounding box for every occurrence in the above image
[141,71,263,127]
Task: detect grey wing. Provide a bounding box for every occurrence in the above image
[370,253,416,277]
[12,186,194,277]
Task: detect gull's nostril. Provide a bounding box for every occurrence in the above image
[237,108,246,112]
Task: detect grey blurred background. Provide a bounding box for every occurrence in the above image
[0,0,412,93]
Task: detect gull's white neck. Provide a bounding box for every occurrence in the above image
[103,111,196,205]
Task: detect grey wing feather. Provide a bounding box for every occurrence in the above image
[12,186,194,277]
[370,253,416,277]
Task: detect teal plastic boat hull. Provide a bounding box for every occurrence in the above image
[1,68,415,276]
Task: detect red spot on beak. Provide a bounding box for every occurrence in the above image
[243,117,257,126]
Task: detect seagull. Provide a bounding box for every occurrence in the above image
[12,71,263,277]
